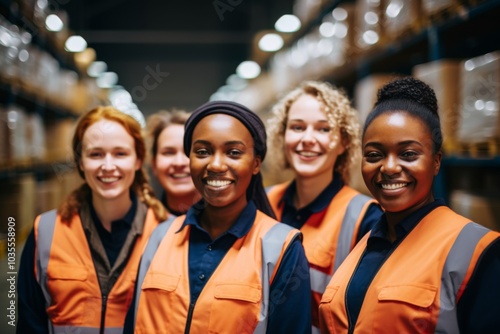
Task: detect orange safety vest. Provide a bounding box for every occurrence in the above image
[34,208,159,334]
[133,210,301,334]
[319,206,500,333]
[267,182,376,332]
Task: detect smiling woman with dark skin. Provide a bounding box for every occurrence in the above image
[318,77,500,334]
[125,101,312,334]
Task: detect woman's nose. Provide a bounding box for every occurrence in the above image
[380,155,402,175]
[207,152,228,173]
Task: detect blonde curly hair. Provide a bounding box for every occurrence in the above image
[267,81,361,183]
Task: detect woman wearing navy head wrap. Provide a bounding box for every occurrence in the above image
[126,101,312,333]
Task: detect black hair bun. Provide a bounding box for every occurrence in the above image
[376,77,438,117]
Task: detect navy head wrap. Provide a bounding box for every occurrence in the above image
[184,100,276,219]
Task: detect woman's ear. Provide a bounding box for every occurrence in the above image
[253,156,262,175]
[434,151,442,176]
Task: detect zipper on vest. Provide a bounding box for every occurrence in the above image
[184,303,195,334]
[100,294,108,334]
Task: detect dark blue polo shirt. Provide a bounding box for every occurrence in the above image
[89,192,137,267]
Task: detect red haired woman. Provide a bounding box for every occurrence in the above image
[17,106,168,333]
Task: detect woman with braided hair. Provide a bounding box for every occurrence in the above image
[319,77,500,333]
[17,106,168,333]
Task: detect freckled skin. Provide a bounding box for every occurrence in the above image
[362,112,441,223]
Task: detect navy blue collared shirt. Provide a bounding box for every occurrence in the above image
[345,199,500,333]
[89,192,137,267]
[124,200,312,334]
[279,174,382,241]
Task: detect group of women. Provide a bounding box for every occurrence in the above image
[17,77,500,333]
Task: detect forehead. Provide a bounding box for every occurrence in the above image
[192,114,253,144]
[82,119,134,147]
[158,124,184,143]
[364,112,432,144]
[288,94,327,121]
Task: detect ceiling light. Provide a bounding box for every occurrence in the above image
[275,14,301,33]
[236,61,261,79]
[258,33,284,52]
[96,72,118,88]
[87,61,107,77]
[45,14,64,32]
[65,35,87,52]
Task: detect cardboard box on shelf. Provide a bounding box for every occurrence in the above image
[0,173,36,241]
[413,60,461,152]
[354,74,400,124]
[45,118,76,162]
[458,52,500,144]
[450,190,500,232]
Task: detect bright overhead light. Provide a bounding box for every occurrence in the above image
[65,35,87,52]
[87,61,107,77]
[258,33,284,52]
[45,14,64,32]
[96,72,118,88]
[275,14,301,33]
[236,61,261,79]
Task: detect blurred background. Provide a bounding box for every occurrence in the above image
[1,1,500,329]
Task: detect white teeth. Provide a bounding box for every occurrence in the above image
[172,173,189,178]
[381,183,407,190]
[100,177,119,183]
[298,151,319,157]
[206,180,231,187]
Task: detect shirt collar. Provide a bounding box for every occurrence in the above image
[369,198,446,241]
[89,191,137,229]
[280,172,344,213]
[178,200,257,238]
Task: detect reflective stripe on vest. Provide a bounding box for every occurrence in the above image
[36,209,160,334]
[267,183,375,332]
[134,211,300,333]
[436,222,492,333]
[36,209,57,307]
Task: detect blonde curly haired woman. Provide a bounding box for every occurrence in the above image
[266,81,382,333]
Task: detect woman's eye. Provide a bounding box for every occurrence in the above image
[228,149,242,157]
[319,127,331,133]
[161,150,175,156]
[364,151,382,160]
[195,149,209,156]
[290,125,304,131]
[116,151,128,157]
[89,152,102,158]
[401,151,418,159]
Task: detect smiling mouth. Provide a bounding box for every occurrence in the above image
[171,173,190,179]
[205,179,232,187]
[297,151,320,157]
[380,183,408,190]
[99,177,119,183]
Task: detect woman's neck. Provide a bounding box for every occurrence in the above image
[92,194,132,231]
[294,171,334,209]
[165,191,201,215]
[200,201,246,240]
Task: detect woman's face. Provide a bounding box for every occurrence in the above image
[80,119,141,203]
[284,94,345,179]
[189,114,261,211]
[152,124,197,197]
[362,112,441,216]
